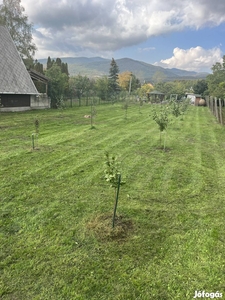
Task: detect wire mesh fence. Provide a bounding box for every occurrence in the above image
[63,94,138,108]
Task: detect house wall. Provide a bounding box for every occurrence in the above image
[0,94,30,107]
[186,94,195,104]
[0,94,51,111]
[0,106,31,112]
[30,94,51,109]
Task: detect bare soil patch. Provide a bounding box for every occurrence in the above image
[87,213,134,242]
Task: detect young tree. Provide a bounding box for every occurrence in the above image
[108,58,120,98]
[0,0,37,60]
[45,63,69,108]
[152,105,169,150]
[69,75,92,106]
[104,152,125,228]
[94,76,109,101]
[169,98,182,118]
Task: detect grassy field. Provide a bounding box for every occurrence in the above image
[1,103,225,299]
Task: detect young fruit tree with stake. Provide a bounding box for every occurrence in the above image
[152,104,169,150]
[104,152,125,228]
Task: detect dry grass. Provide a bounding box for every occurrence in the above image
[86,213,134,242]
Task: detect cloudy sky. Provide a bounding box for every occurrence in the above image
[14,0,225,71]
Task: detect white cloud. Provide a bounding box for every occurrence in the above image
[6,0,225,60]
[155,46,223,71]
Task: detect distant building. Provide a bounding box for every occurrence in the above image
[147,90,165,102]
[0,25,50,111]
[186,93,202,106]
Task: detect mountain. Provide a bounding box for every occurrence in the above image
[38,57,209,82]
[169,68,209,79]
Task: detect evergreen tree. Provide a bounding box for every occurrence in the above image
[47,56,53,70]
[0,0,37,60]
[61,62,69,76]
[56,57,62,68]
[108,58,120,97]
[33,60,44,74]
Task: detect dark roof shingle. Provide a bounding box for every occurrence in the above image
[0,25,38,94]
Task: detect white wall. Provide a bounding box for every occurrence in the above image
[30,94,51,109]
[187,94,196,104]
[0,94,51,111]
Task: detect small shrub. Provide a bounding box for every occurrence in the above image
[139,98,143,113]
[56,96,66,109]
[123,102,129,119]
[152,105,169,149]
[170,99,182,118]
[34,119,39,134]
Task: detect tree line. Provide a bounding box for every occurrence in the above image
[153,58,225,100]
[1,0,225,107]
[35,55,225,107]
[44,57,141,108]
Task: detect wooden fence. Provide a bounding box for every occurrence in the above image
[205,96,225,125]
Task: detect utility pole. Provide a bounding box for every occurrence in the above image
[128,73,132,94]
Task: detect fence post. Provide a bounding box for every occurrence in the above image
[210,96,214,115]
[214,97,219,121]
[219,98,223,125]
[207,96,224,126]
[205,96,209,107]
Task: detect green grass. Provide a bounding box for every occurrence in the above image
[1,103,225,299]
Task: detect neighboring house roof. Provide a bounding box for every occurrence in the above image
[186,93,201,97]
[0,25,38,95]
[148,90,165,95]
[28,69,49,84]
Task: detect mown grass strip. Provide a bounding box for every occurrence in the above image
[1,104,225,299]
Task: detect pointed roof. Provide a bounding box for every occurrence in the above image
[0,25,38,95]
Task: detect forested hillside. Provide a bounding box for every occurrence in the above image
[38,57,208,82]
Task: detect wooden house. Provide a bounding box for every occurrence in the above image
[0,25,50,111]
